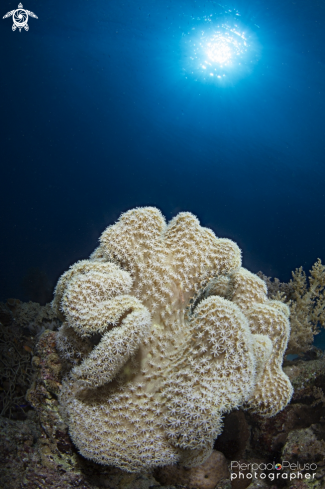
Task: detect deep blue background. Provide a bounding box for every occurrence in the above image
[1,0,325,302]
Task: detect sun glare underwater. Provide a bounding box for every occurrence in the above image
[181,5,261,85]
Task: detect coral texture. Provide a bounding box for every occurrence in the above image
[52,207,293,472]
[258,259,325,354]
[196,269,292,416]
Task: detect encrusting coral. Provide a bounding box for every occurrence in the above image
[52,207,293,472]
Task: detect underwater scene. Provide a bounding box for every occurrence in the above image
[1,0,325,488]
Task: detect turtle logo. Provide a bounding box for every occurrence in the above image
[3,3,38,32]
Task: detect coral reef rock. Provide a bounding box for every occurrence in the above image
[154,450,229,489]
[52,207,293,472]
[4,297,61,334]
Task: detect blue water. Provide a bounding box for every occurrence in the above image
[314,328,325,350]
[1,0,325,302]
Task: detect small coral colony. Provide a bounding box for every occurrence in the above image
[51,206,314,472]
